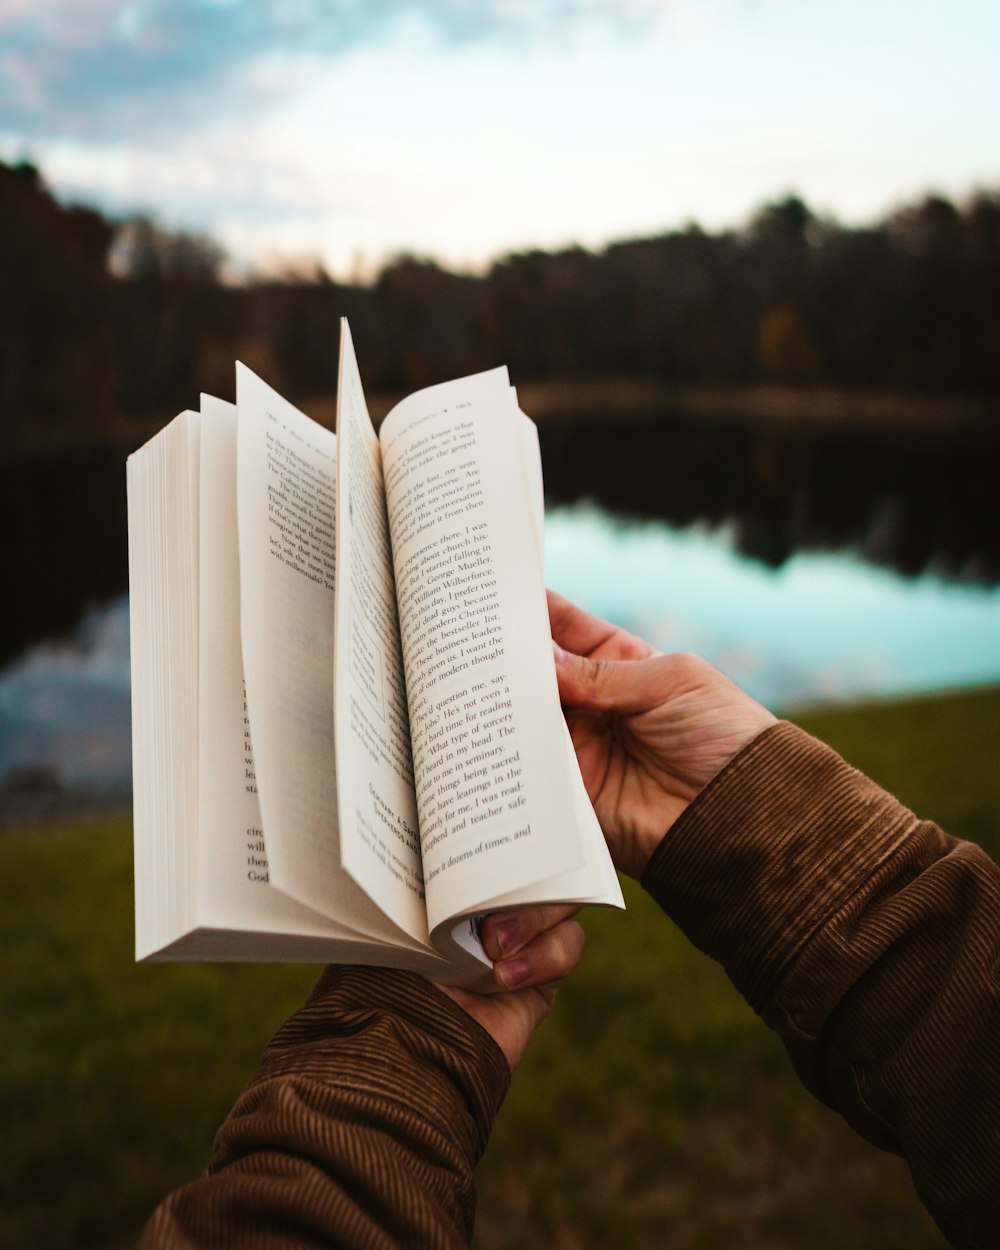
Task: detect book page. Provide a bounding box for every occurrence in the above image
[236,364,424,951]
[197,393,372,941]
[429,410,622,963]
[332,324,432,945]
[127,411,201,958]
[484,412,623,913]
[198,395,271,919]
[379,370,587,930]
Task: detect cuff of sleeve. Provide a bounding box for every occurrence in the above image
[250,966,511,1164]
[641,720,919,1012]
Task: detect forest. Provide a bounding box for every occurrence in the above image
[4,158,1000,438]
[2,158,999,665]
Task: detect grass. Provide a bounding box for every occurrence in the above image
[0,818,316,1249]
[2,684,998,1248]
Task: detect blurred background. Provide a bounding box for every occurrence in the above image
[2,2,998,1247]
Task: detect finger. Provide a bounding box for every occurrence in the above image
[547,589,654,662]
[492,917,586,991]
[480,902,580,961]
[554,648,703,717]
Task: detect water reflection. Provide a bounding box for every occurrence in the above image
[546,506,1000,708]
[2,507,999,803]
[0,597,132,815]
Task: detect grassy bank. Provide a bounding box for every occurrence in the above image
[2,685,997,1248]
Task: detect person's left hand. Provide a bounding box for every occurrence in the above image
[439,905,584,1070]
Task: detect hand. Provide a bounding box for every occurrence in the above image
[439,904,584,1071]
[548,589,777,879]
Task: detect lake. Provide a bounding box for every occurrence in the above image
[1,503,999,794]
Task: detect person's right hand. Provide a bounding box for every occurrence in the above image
[548,590,777,879]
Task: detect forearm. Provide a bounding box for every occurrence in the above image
[138,967,510,1250]
[642,721,1000,1250]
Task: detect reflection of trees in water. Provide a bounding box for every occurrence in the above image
[1,445,128,668]
[538,413,1000,581]
[3,413,997,669]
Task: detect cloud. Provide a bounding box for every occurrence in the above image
[0,0,690,142]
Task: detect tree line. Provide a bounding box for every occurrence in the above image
[3,160,999,666]
[4,158,1000,449]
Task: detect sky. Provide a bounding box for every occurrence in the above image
[1,0,999,276]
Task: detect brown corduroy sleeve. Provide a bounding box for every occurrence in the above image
[642,719,1000,1250]
[138,966,510,1249]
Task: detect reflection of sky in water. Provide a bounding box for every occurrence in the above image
[0,599,132,789]
[545,506,1000,710]
[2,505,1000,789]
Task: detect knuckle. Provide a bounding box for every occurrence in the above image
[663,650,709,686]
[578,654,610,698]
[549,918,586,972]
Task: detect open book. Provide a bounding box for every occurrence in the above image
[127,320,622,984]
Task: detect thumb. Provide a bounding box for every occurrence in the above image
[553,641,680,716]
[496,984,560,1069]
[439,983,558,1072]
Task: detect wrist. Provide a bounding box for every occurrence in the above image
[620,812,687,880]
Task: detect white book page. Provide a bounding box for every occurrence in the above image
[128,412,201,957]
[434,415,622,951]
[197,393,368,940]
[380,370,587,931]
[500,414,623,911]
[236,364,418,949]
[332,324,432,946]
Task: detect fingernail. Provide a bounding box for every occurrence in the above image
[497,959,532,989]
[492,917,522,957]
[552,639,568,663]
